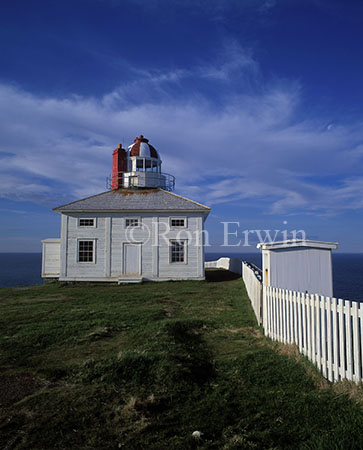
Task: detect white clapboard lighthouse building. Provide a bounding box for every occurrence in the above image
[42,135,210,283]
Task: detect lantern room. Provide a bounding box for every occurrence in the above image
[129,135,161,173]
[107,135,175,191]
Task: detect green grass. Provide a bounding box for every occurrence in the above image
[1,272,363,449]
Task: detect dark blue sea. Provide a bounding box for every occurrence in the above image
[0,253,363,301]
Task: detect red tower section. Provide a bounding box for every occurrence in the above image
[112,144,127,189]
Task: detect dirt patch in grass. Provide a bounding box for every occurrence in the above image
[11,286,40,292]
[225,328,245,333]
[245,326,263,338]
[332,380,363,405]
[276,342,304,362]
[156,299,181,306]
[22,295,69,303]
[222,326,263,337]
[0,373,44,407]
[86,327,113,340]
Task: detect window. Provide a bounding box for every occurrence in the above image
[170,218,186,228]
[170,240,186,263]
[136,159,144,171]
[79,218,95,227]
[78,240,94,262]
[126,218,139,227]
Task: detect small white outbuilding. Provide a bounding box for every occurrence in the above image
[257,239,338,297]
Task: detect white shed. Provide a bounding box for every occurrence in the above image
[257,240,338,297]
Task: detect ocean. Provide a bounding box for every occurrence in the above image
[0,252,363,301]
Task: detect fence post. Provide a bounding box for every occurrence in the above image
[302,293,307,356]
[310,294,316,365]
[327,296,333,382]
[332,298,339,382]
[315,294,321,372]
[273,287,278,341]
[352,302,360,382]
[297,292,303,352]
[306,294,312,360]
[282,289,287,344]
[338,299,345,380]
[321,296,327,378]
[345,300,353,381]
[293,291,298,344]
[264,286,268,336]
[288,291,293,344]
[359,304,363,382]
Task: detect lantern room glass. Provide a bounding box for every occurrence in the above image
[131,157,161,173]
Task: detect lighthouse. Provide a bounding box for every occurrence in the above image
[41,135,210,283]
[108,135,175,191]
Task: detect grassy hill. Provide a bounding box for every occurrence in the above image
[1,272,363,449]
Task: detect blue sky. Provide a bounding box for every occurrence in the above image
[1,0,363,252]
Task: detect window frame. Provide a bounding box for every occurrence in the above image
[77,239,96,264]
[125,217,141,228]
[170,217,187,228]
[169,239,188,264]
[78,217,96,228]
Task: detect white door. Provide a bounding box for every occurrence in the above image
[123,244,141,275]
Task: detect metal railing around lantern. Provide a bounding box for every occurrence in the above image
[106,171,176,192]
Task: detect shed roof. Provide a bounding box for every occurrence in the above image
[53,189,210,213]
[257,239,338,251]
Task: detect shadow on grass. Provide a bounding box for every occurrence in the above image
[205,268,240,282]
[71,319,214,392]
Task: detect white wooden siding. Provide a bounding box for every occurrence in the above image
[58,211,205,281]
[42,239,60,277]
[157,216,200,278]
[104,217,111,277]
[66,214,105,278]
[267,248,333,297]
[60,215,68,277]
[110,214,153,278]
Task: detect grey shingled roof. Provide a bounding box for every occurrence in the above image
[53,189,210,212]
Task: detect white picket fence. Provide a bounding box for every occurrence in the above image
[242,262,263,325]
[263,286,363,382]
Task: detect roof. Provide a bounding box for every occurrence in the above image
[129,135,159,159]
[257,239,338,251]
[53,189,210,213]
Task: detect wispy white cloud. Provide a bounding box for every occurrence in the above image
[1,43,363,215]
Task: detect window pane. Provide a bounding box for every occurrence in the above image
[170,240,185,263]
[78,240,94,262]
[126,218,139,227]
[171,219,185,227]
[79,219,94,227]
